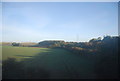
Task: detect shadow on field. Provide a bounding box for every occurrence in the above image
[2,48,70,79]
[93,50,118,79]
[2,48,118,79]
[2,57,50,79]
[0,68,1,80]
[3,48,96,79]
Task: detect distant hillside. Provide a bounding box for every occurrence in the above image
[1,42,37,47]
[1,42,12,46]
[20,42,37,47]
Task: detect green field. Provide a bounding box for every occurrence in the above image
[2,46,97,79]
[2,46,49,61]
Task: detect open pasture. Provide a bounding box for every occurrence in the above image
[2,46,96,79]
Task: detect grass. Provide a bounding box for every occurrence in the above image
[2,46,97,79]
[0,46,2,61]
[2,46,49,61]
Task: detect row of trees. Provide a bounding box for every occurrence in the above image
[12,42,20,46]
[57,36,119,62]
[34,36,119,51]
[11,36,119,50]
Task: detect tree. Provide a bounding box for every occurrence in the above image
[12,42,20,46]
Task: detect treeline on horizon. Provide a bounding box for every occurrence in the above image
[5,35,119,51]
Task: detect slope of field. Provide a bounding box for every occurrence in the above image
[2,46,49,61]
[2,46,96,79]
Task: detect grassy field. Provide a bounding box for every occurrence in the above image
[2,46,97,79]
[2,46,49,61]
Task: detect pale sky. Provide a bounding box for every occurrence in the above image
[2,2,118,42]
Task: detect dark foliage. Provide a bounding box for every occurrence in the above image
[37,40,65,48]
[12,42,20,46]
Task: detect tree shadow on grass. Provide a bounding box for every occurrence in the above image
[2,48,83,79]
[0,60,2,80]
[3,47,118,79]
[94,55,118,79]
[2,57,50,79]
[2,48,55,79]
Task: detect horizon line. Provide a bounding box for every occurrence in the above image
[1,35,119,43]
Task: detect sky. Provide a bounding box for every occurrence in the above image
[1,0,120,2]
[2,2,118,42]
